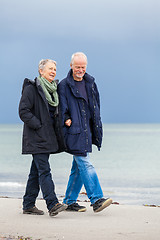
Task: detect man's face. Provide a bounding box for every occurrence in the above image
[71,56,87,81]
[39,62,56,82]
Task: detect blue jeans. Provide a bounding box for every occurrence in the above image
[23,153,58,211]
[63,153,103,205]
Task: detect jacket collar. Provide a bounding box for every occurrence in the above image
[34,78,49,110]
[66,69,95,98]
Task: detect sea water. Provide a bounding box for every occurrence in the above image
[0,124,160,206]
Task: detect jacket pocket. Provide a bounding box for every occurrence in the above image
[65,125,82,152]
[67,126,81,134]
[35,124,47,143]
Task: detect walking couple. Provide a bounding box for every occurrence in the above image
[19,52,112,217]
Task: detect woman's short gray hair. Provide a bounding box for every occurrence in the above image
[38,59,57,74]
[70,52,88,65]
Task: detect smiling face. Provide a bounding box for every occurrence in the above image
[71,55,87,81]
[39,61,56,82]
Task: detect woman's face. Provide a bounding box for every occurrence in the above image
[39,62,56,82]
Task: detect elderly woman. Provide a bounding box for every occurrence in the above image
[19,59,67,217]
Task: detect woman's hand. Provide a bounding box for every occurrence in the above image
[65,119,72,127]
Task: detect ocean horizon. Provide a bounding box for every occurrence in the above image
[0,123,160,206]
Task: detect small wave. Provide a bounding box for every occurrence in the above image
[0,182,24,187]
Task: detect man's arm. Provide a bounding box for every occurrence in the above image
[94,83,101,109]
[58,82,72,127]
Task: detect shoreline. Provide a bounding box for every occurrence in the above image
[0,198,160,240]
[0,195,160,208]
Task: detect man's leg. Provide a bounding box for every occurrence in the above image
[74,153,103,205]
[63,157,83,205]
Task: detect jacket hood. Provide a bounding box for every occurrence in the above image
[21,78,36,93]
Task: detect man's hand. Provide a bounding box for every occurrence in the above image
[65,119,72,127]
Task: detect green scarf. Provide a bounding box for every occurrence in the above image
[38,76,59,107]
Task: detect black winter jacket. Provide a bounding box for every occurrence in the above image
[58,70,103,156]
[19,78,65,154]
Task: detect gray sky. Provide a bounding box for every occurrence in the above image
[1,0,160,123]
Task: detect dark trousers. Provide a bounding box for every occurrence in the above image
[23,153,58,211]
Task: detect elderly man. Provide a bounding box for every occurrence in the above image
[58,52,112,213]
[19,59,67,217]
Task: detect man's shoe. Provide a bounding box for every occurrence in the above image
[66,203,87,212]
[49,203,67,217]
[93,198,112,213]
[23,206,44,215]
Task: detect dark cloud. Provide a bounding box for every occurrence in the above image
[0,0,160,123]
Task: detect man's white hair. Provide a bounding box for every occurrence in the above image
[70,52,88,65]
[38,59,56,74]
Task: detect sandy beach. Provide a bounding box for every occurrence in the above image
[0,198,159,240]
